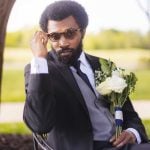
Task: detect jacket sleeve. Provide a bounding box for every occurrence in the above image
[122,98,148,143]
[23,64,56,134]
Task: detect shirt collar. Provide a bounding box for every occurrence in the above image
[78,52,89,68]
[70,52,89,72]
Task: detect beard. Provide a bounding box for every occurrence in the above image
[52,41,83,65]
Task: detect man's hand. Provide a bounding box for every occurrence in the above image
[110,130,136,148]
[30,31,48,58]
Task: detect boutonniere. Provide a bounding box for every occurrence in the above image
[95,58,137,139]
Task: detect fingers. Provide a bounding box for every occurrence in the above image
[111,131,136,148]
[33,31,48,45]
[113,131,128,147]
[30,31,48,57]
[109,135,115,143]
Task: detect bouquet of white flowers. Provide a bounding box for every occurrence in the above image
[95,58,137,139]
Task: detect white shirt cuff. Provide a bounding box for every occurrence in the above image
[126,128,141,144]
[31,57,48,74]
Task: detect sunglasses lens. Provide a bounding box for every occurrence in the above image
[64,28,77,39]
[48,28,80,41]
[48,33,61,41]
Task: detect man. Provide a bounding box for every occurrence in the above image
[23,1,149,150]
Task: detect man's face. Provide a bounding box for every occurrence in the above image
[47,16,85,64]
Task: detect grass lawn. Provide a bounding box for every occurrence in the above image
[1,69,25,102]
[1,48,150,102]
[2,69,150,102]
[131,70,150,100]
[142,120,150,139]
[0,122,31,134]
[0,120,149,139]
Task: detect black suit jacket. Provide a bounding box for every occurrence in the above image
[23,52,148,150]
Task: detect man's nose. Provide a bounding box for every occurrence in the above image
[59,36,69,48]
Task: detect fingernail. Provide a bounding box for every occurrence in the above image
[109,138,113,142]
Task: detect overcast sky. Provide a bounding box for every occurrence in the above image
[7,0,149,33]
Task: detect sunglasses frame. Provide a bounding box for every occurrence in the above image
[47,28,81,42]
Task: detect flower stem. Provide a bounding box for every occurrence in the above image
[115,125,122,139]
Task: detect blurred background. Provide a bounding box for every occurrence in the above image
[0,0,150,144]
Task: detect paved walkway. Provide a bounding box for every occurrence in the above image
[0,102,24,122]
[0,101,150,123]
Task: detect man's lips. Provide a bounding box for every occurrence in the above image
[60,50,73,56]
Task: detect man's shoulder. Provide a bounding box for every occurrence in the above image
[85,53,112,64]
[47,51,56,62]
[24,63,30,73]
[85,52,117,71]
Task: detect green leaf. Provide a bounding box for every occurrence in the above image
[99,58,116,76]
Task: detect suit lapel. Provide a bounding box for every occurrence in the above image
[57,64,90,116]
[48,52,90,116]
[48,52,110,115]
[85,54,111,109]
[85,53,101,88]
[85,53,101,73]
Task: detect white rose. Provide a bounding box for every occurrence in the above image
[112,70,120,77]
[108,75,127,93]
[96,78,112,95]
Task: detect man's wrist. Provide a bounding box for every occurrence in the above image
[31,57,48,74]
[126,128,141,144]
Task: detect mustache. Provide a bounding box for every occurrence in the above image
[57,48,75,54]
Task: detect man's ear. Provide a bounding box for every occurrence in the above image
[81,29,86,39]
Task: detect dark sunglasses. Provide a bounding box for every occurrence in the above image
[47,28,81,42]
